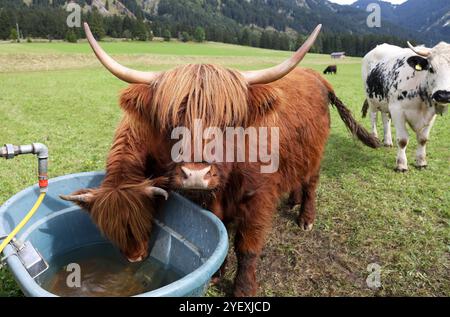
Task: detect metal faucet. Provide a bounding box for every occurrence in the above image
[0,143,49,193]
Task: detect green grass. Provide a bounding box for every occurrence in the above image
[0,40,449,297]
[0,40,293,56]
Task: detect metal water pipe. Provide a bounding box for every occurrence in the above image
[0,143,49,193]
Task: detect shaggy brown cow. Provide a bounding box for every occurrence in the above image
[169,67,380,296]
[61,23,379,295]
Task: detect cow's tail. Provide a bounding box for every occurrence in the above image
[328,92,381,149]
[362,99,369,118]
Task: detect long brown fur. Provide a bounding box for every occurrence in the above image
[67,117,169,260]
[151,64,249,130]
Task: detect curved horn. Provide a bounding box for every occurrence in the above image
[241,24,322,85]
[84,22,159,83]
[407,41,431,57]
[144,186,169,200]
[60,193,94,203]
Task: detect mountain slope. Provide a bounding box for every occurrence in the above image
[12,0,440,43]
[3,0,446,52]
[148,0,416,39]
[352,0,450,45]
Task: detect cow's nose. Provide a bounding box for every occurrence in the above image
[180,166,211,189]
[432,90,450,103]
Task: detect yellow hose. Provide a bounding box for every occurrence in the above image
[0,193,46,254]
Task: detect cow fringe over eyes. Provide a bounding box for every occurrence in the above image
[150,64,250,130]
[328,92,381,148]
[88,181,156,258]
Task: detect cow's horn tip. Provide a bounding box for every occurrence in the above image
[59,194,70,201]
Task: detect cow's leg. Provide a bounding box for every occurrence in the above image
[234,229,267,297]
[370,111,379,138]
[297,173,319,232]
[391,109,409,172]
[381,112,393,147]
[415,116,436,169]
[234,200,274,297]
[288,186,302,208]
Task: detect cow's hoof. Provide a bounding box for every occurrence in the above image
[383,143,394,148]
[415,164,427,170]
[394,167,408,173]
[297,217,314,231]
[303,223,314,231]
[290,204,301,213]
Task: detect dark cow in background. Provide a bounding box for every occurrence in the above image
[323,65,337,74]
[362,42,449,171]
[61,23,379,296]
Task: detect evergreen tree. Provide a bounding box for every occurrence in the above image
[65,29,77,43]
[9,27,17,42]
[122,29,132,40]
[260,30,270,49]
[87,10,106,40]
[249,30,260,47]
[279,33,290,51]
[180,31,190,42]
[162,29,171,41]
[239,28,250,46]
[0,10,12,39]
[134,19,148,41]
[193,26,205,43]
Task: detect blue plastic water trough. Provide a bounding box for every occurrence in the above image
[0,172,228,297]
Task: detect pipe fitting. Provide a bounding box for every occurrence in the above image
[0,144,15,159]
[1,143,49,193]
[31,143,49,159]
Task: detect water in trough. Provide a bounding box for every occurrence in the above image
[35,243,183,297]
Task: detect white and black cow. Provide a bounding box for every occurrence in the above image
[362,42,449,171]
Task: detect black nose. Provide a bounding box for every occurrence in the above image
[432,90,450,103]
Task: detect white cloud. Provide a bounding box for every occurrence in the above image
[328,0,408,5]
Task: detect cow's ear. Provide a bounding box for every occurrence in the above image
[407,56,430,71]
[247,85,280,123]
[119,84,154,117]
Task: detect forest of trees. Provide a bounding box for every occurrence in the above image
[0,1,153,41]
[0,0,408,57]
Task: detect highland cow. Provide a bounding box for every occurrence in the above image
[61,23,379,296]
[169,67,380,296]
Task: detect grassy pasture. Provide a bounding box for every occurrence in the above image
[0,40,448,297]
